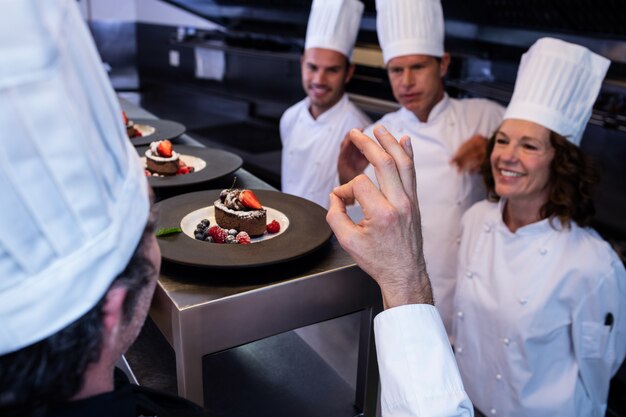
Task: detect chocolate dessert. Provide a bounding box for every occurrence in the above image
[123,111,142,138]
[145,140,180,176]
[214,189,267,236]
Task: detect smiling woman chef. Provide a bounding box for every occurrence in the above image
[452,38,626,417]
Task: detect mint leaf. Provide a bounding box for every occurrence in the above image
[155,227,182,237]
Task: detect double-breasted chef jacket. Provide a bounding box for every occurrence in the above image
[361,94,504,335]
[280,93,370,209]
[453,200,626,417]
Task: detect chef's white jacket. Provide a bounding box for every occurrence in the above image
[453,200,626,417]
[375,304,474,417]
[280,94,370,209]
[362,95,504,335]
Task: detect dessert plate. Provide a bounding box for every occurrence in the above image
[137,146,243,188]
[155,190,332,268]
[128,118,186,146]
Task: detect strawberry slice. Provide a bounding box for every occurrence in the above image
[239,189,262,210]
[157,140,173,157]
[122,111,129,125]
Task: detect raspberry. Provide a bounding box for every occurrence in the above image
[266,220,280,234]
[236,231,251,244]
[176,166,191,175]
[208,225,227,243]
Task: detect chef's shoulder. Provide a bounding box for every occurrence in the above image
[362,108,404,139]
[449,97,505,133]
[460,199,497,230]
[344,99,372,129]
[567,224,626,284]
[457,201,497,258]
[459,200,502,247]
[451,96,505,116]
[279,98,309,135]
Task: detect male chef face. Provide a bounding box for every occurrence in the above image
[387,53,450,123]
[301,47,355,119]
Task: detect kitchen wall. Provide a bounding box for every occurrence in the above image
[79,0,221,90]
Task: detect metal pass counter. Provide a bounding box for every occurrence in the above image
[121,97,383,416]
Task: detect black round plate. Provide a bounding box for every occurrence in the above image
[156,190,332,268]
[138,146,243,188]
[128,119,186,146]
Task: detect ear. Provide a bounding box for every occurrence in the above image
[439,53,451,78]
[345,63,356,84]
[101,286,128,348]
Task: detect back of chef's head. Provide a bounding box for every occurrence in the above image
[0,0,149,355]
[376,0,445,64]
[503,37,610,146]
[305,0,364,61]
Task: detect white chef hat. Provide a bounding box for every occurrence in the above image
[503,37,610,146]
[0,0,150,355]
[376,0,444,64]
[305,0,364,60]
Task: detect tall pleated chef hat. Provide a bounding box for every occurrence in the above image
[0,0,149,355]
[376,0,444,64]
[304,0,364,60]
[503,37,610,146]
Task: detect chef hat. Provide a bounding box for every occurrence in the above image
[305,0,364,60]
[0,0,149,355]
[376,0,444,64]
[503,37,610,146]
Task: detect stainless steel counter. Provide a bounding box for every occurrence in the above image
[120,97,382,416]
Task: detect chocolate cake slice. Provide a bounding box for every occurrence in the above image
[214,189,267,236]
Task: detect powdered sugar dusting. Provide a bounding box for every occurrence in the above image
[214,200,266,219]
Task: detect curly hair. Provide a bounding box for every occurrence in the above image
[481,130,600,228]
[0,204,158,417]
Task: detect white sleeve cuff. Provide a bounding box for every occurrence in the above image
[374,304,473,417]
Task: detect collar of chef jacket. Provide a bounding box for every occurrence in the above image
[301,93,350,125]
[493,199,565,238]
[397,93,450,125]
